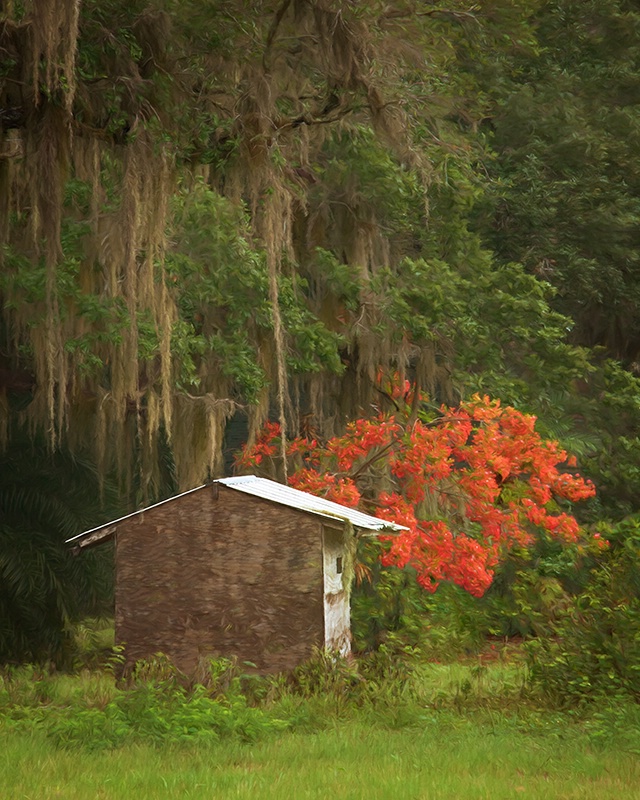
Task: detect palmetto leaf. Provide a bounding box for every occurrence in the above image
[0,431,118,663]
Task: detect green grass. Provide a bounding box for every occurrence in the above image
[2,658,640,799]
[3,719,640,799]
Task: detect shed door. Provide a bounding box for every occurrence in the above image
[322,526,351,656]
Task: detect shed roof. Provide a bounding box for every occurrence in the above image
[217,476,407,532]
[66,475,407,550]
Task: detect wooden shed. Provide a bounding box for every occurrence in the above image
[67,476,405,675]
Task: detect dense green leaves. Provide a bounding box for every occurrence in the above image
[525,516,640,701]
[0,435,115,663]
[481,0,640,364]
[167,183,344,399]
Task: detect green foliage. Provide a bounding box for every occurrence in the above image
[578,362,640,519]
[351,540,491,659]
[1,212,137,382]
[0,658,286,751]
[480,0,640,366]
[68,618,115,670]
[0,433,116,664]
[0,649,524,754]
[50,682,283,751]
[525,516,640,703]
[167,183,344,400]
[318,127,423,232]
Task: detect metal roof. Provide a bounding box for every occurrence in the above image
[66,475,406,549]
[217,476,407,532]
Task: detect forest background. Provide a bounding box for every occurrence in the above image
[0,0,639,704]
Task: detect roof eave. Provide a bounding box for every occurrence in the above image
[67,523,117,550]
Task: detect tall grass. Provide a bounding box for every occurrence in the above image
[1,650,639,798]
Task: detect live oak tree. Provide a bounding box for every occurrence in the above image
[0,0,595,494]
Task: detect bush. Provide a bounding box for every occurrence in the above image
[46,680,287,750]
[351,539,489,660]
[525,517,640,703]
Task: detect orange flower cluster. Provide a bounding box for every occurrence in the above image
[235,421,281,467]
[236,387,596,597]
[288,469,361,508]
[326,416,400,471]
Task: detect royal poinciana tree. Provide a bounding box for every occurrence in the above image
[238,378,598,597]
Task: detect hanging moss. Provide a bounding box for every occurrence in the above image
[0,0,591,498]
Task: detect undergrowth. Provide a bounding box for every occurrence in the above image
[1,645,639,755]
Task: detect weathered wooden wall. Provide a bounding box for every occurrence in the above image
[115,485,326,675]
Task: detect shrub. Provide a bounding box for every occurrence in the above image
[525,517,640,703]
[47,667,288,749]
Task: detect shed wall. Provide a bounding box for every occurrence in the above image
[115,485,325,675]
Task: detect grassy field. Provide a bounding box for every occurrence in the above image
[2,659,639,799]
[4,717,640,799]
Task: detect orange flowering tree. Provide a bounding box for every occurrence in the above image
[237,378,597,597]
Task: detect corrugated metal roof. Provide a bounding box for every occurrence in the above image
[217,476,407,532]
[66,475,407,548]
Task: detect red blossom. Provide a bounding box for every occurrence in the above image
[288,469,361,508]
[237,380,596,596]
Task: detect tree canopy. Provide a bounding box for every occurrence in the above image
[1,0,615,495]
[1,0,640,660]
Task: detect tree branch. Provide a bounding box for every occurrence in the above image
[380,5,480,25]
[263,0,292,73]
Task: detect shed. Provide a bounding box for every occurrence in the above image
[66,476,406,675]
